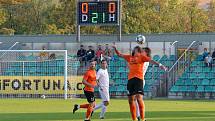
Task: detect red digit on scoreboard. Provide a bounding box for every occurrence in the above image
[109,3,116,13]
[82,3,88,14]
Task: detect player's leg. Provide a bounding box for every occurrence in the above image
[128,95,137,121]
[100,101,109,119]
[73,103,89,114]
[94,88,104,111]
[136,94,145,121]
[98,88,110,119]
[85,101,95,121]
[84,91,96,121]
[127,79,138,121]
[73,90,92,113]
[94,103,103,110]
[135,99,141,120]
[73,91,95,121]
[134,78,145,121]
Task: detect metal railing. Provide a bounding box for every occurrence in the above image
[166,41,197,96]
[0,42,19,59]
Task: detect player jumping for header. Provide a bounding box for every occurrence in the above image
[113,44,150,121]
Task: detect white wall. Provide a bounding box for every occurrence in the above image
[23,42,178,57]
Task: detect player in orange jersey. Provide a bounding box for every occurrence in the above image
[73,60,97,121]
[113,45,150,121]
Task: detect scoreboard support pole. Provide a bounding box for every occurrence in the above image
[76,0,80,42]
[118,0,122,41]
[77,25,80,42]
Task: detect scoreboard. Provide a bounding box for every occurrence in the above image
[78,1,119,25]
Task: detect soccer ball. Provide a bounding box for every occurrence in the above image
[136,35,146,44]
[41,95,46,99]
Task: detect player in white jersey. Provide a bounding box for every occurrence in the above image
[93,59,110,119]
[136,47,167,121]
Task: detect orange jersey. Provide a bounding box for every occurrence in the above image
[83,69,97,92]
[118,52,151,80]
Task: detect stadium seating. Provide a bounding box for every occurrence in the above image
[105,55,175,97]
[2,55,66,76]
[1,54,176,98]
[169,55,215,99]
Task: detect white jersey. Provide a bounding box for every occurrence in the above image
[96,68,109,89]
[96,68,110,101]
[143,62,149,87]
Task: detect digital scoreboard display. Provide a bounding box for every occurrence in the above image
[78,1,119,25]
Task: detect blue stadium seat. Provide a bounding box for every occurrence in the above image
[184,79,192,85]
[170,86,179,92]
[113,73,121,78]
[192,80,201,85]
[201,79,210,85]
[160,55,168,61]
[190,73,197,79]
[153,55,160,61]
[144,85,151,92]
[169,55,176,61]
[187,86,196,92]
[202,67,211,73]
[196,86,204,92]
[199,73,206,78]
[146,79,157,85]
[117,85,126,92]
[175,80,184,85]
[210,79,215,85]
[191,61,199,67]
[162,61,172,67]
[180,86,188,92]
[117,67,126,73]
[109,86,116,92]
[181,73,189,78]
[193,67,202,72]
[205,86,214,92]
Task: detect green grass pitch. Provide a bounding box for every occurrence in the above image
[0,98,215,121]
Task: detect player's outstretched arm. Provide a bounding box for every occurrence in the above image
[149,60,168,71]
[112,44,124,58]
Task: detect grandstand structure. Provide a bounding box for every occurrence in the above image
[0,33,215,99]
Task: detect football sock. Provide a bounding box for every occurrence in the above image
[129,101,137,120]
[80,104,89,109]
[100,104,107,118]
[138,99,145,120]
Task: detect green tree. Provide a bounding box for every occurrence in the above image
[0,28,15,35]
[0,0,29,5]
[207,0,215,32]
[0,8,6,26]
[122,0,149,33]
[185,0,208,32]
[0,0,30,34]
[2,0,53,34]
[46,0,76,34]
[159,0,187,32]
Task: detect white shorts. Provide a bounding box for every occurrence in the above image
[99,87,110,102]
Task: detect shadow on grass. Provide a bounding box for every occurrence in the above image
[0,111,215,121]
